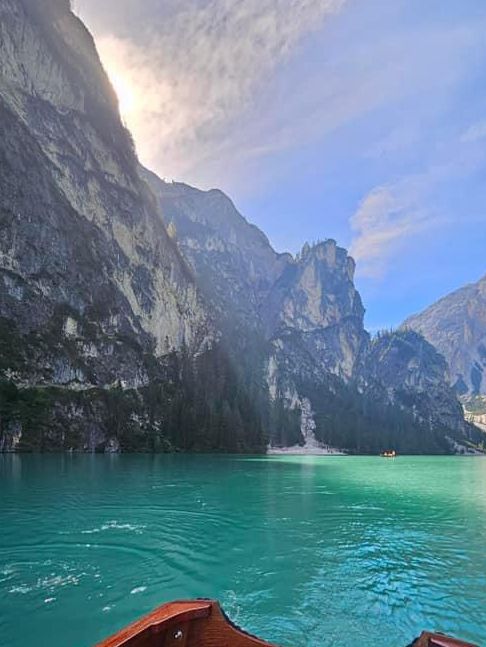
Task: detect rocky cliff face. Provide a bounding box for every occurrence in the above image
[144,174,367,377]
[463,396,486,433]
[266,240,367,382]
[0,0,271,453]
[146,174,478,453]
[1,0,209,373]
[403,275,486,396]
[362,330,478,441]
[142,170,288,334]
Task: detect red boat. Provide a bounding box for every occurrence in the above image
[94,599,478,647]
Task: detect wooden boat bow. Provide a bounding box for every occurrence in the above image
[411,632,478,647]
[94,599,276,647]
[94,599,479,647]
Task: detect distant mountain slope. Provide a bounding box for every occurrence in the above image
[403,275,486,395]
[363,330,473,440]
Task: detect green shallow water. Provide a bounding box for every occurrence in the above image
[1,455,486,647]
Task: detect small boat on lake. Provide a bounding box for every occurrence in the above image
[381,449,397,458]
[94,599,478,647]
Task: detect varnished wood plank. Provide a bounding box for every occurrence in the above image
[414,631,479,647]
[94,599,479,647]
[94,600,211,647]
[187,602,278,647]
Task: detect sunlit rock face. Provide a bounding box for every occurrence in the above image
[464,401,486,433]
[265,240,367,382]
[404,275,486,396]
[0,0,216,451]
[0,0,211,389]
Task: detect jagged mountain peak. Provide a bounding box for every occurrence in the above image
[268,248,363,334]
[295,238,357,282]
[404,273,486,395]
[142,168,275,253]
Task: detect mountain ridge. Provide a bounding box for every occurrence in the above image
[404,273,486,396]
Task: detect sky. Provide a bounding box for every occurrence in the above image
[74,0,486,330]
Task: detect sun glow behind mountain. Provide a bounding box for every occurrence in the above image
[76,0,486,331]
[81,0,346,186]
[110,70,137,118]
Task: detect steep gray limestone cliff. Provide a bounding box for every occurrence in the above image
[0,0,222,451]
[146,172,478,453]
[362,330,477,441]
[403,275,486,395]
[266,240,367,382]
[0,0,209,369]
[142,169,289,334]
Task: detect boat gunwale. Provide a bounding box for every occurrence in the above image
[93,599,480,647]
[94,600,212,647]
[93,599,278,647]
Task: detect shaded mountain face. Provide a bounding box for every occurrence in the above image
[362,330,477,441]
[403,275,486,395]
[143,167,367,381]
[0,0,273,453]
[143,170,288,335]
[1,0,209,372]
[146,174,479,454]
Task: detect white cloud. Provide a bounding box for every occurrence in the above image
[460,120,486,143]
[350,123,486,279]
[350,177,432,279]
[74,0,486,197]
[83,0,345,181]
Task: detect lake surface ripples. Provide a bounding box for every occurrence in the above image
[1,454,485,646]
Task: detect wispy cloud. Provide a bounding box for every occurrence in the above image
[351,107,486,280]
[79,0,345,181]
[460,119,486,143]
[75,0,486,201]
[350,176,432,278]
[365,125,420,160]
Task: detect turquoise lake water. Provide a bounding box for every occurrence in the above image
[1,455,485,647]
